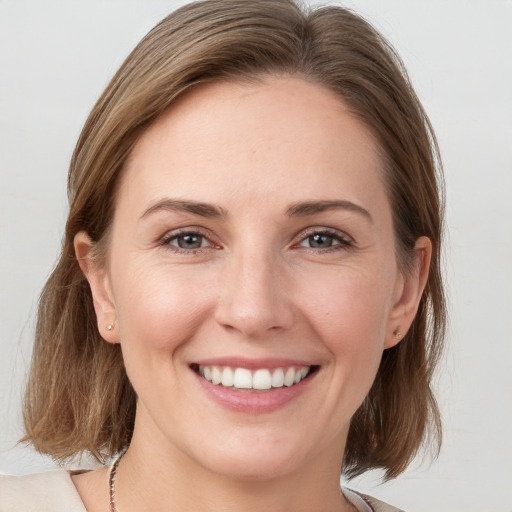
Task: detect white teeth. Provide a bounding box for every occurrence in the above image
[221,367,234,387]
[253,369,272,390]
[211,366,222,385]
[284,367,295,387]
[198,365,311,390]
[233,368,252,389]
[271,368,284,387]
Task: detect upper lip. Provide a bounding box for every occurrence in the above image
[191,357,316,370]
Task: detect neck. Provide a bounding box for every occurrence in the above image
[116,427,352,512]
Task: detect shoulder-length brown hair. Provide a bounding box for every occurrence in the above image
[23,0,445,479]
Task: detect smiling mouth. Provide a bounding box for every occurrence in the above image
[191,364,318,391]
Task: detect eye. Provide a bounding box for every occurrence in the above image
[161,230,216,252]
[297,229,352,251]
[171,233,208,249]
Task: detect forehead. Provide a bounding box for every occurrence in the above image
[119,76,388,217]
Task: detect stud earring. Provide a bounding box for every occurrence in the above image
[393,327,402,339]
[107,323,115,331]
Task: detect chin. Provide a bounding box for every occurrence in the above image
[185,431,319,483]
[204,453,303,482]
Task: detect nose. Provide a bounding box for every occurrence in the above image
[215,249,295,338]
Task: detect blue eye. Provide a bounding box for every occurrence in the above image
[167,233,209,250]
[304,233,336,249]
[298,230,351,250]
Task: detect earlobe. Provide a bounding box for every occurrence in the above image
[74,231,119,344]
[385,236,432,348]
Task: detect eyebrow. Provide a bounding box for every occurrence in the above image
[140,198,372,223]
[140,198,226,219]
[286,200,373,223]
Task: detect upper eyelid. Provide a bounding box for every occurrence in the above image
[161,226,214,238]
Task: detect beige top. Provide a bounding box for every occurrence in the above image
[0,471,404,512]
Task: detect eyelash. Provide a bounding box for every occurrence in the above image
[293,227,353,253]
[159,228,219,254]
[159,227,353,254]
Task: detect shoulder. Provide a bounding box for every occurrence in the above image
[344,487,406,512]
[0,471,87,512]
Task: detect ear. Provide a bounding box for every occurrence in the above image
[385,236,432,349]
[74,231,119,344]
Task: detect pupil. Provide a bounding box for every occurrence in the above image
[310,233,332,248]
[178,234,202,249]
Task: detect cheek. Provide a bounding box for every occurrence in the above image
[112,260,215,353]
[110,262,220,404]
[287,266,396,438]
[300,265,394,365]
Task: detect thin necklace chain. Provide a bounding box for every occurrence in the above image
[108,450,359,512]
[108,451,126,512]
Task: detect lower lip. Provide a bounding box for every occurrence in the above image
[193,370,317,413]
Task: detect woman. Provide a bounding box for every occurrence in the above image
[0,1,445,511]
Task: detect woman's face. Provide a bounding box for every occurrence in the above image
[80,76,426,480]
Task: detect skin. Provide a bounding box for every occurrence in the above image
[74,76,431,512]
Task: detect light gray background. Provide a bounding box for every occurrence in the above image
[1,1,511,510]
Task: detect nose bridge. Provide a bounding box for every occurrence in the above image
[215,242,293,337]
